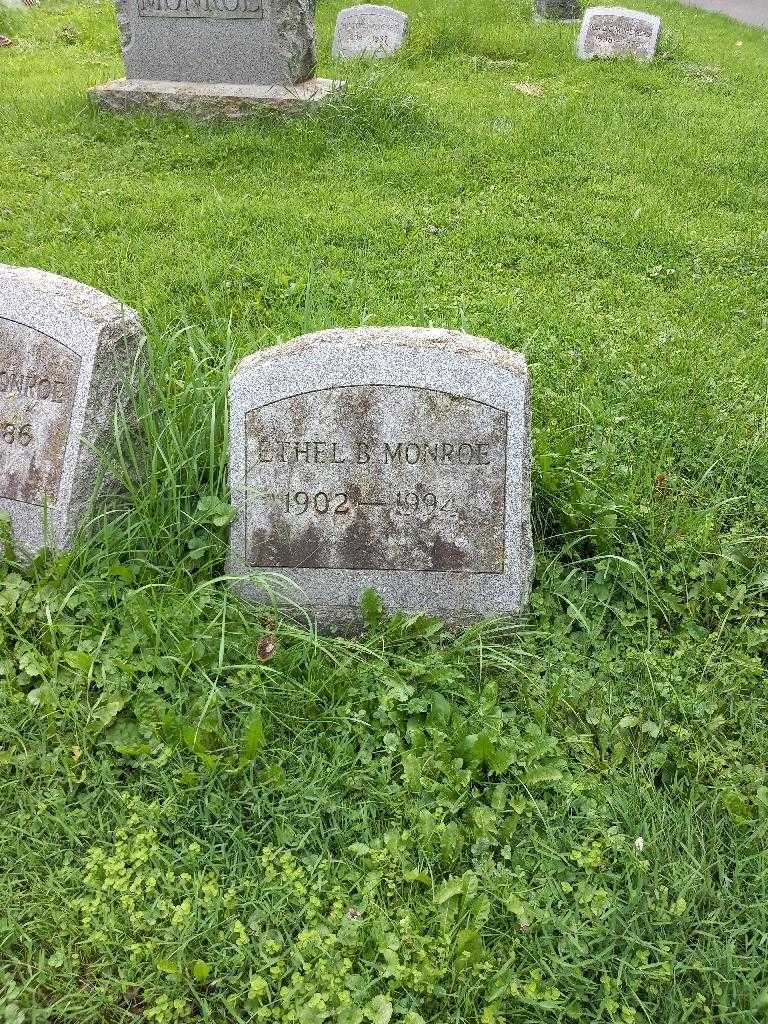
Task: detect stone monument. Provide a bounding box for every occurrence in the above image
[89,0,343,118]
[0,265,143,554]
[332,4,408,60]
[536,0,582,21]
[577,6,661,59]
[228,327,532,627]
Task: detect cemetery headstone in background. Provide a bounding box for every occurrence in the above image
[228,327,532,627]
[536,0,582,21]
[90,0,343,118]
[0,266,143,554]
[332,4,409,59]
[577,6,661,59]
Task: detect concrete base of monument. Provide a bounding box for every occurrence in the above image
[231,591,527,634]
[88,78,345,119]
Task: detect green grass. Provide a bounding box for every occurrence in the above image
[1,0,768,1021]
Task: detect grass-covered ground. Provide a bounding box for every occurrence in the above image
[1,0,768,1021]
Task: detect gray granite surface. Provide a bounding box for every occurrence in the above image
[0,265,143,554]
[116,0,316,85]
[332,4,408,58]
[577,6,661,58]
[228,327,532,628]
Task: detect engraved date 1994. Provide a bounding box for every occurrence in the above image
[282,489,458,516]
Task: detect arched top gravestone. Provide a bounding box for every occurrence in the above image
[577,6,661,60]
[228,327,532,627]
[332,5,409,59]
[0,266,143,554]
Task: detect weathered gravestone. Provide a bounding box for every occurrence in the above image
[536,0,582,21]
[0,265,143,554]
[332,4,408,59]
[89,0,342,118]
[228,327,532,627]
[577,6,661,59]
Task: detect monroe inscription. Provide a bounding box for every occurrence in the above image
[109,0,317,86]
[138,0,264,19]
[228,327,532,627]
[244,386,507,572]
[536,0,581,20]
[0,265,143,554]
[0,319,81,506]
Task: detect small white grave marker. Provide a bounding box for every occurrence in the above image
[577,6,661,60]
[332,4,409,60]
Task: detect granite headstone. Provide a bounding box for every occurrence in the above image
[0,266,143,553]
[228,327,532,627]
[577,6,661,59]
[115,0,314,85]
[332,4,408,59]
[90,0,343,117]
[536,0,582,20]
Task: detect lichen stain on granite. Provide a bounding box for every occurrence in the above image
[244,383,507,573]
[0,321,81,506]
